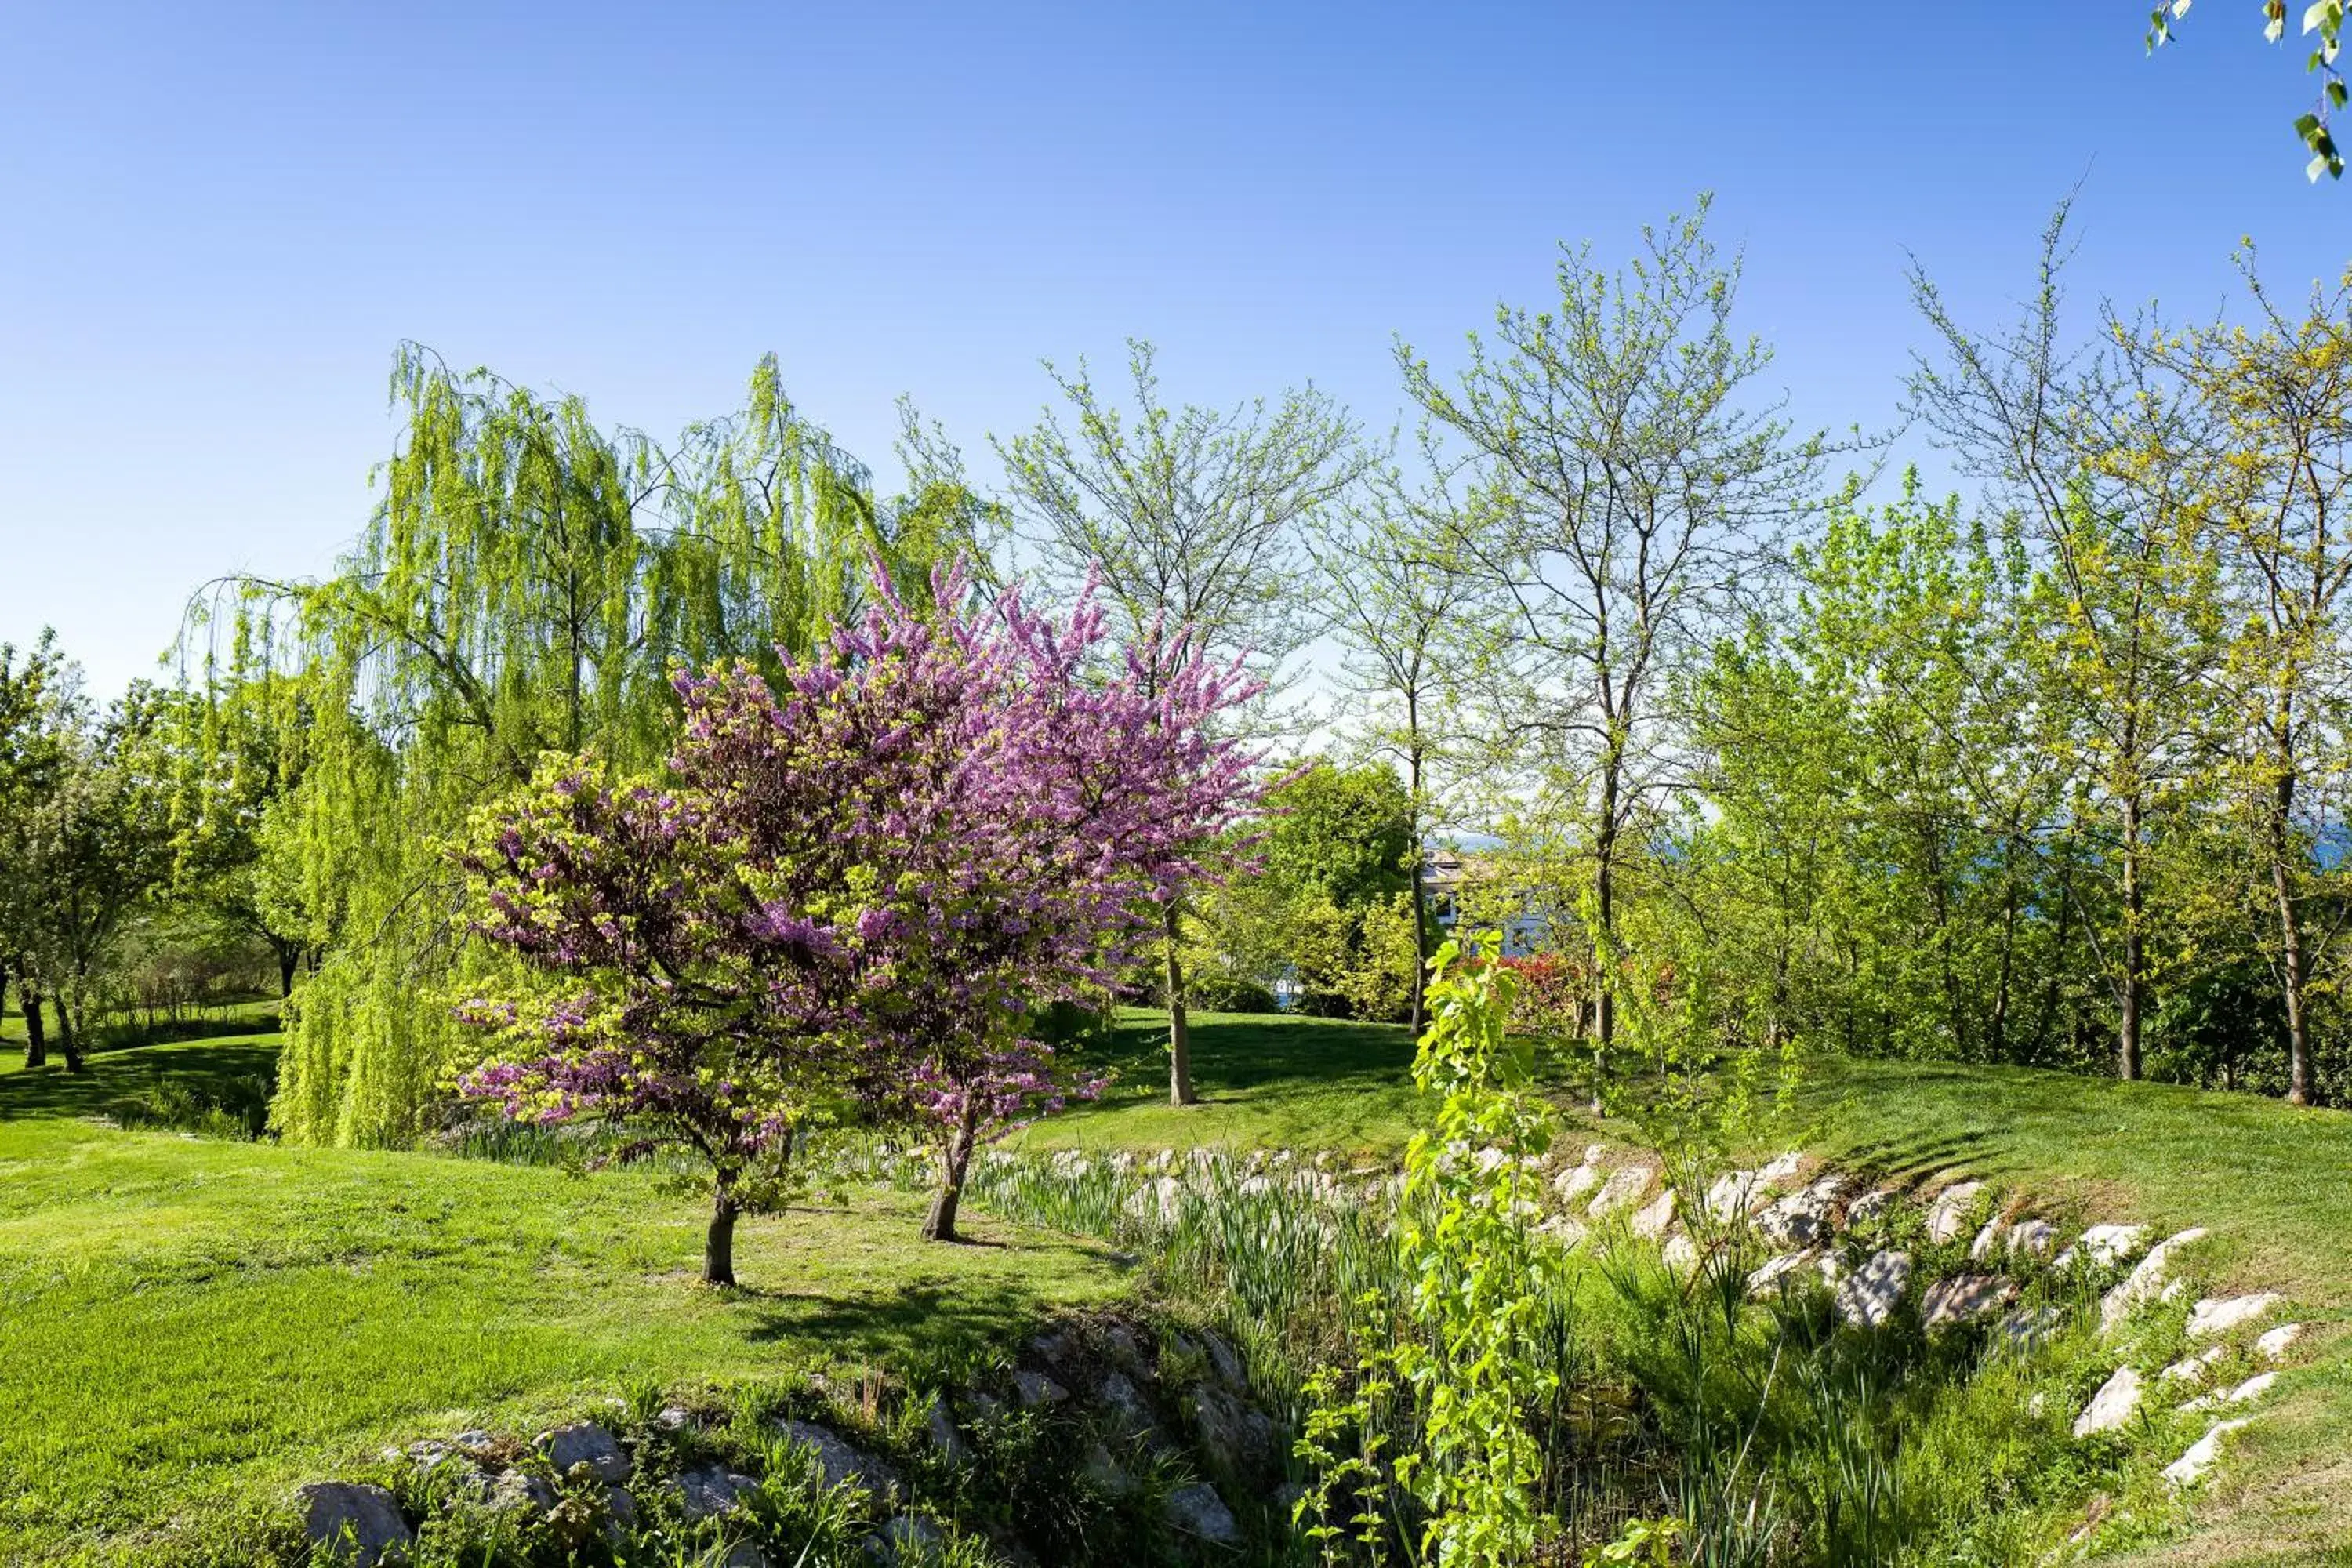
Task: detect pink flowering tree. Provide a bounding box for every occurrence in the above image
[454,560,1262,1279]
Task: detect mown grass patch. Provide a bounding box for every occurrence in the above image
[0,1039,1134,1566]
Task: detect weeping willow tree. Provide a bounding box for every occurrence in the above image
[194,343,981,1146]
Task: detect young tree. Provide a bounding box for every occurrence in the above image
[1310,445,1475,1031]
[456,561,1261,1276]
[997,341,1360,1105]
[1400,201,1827,1065]
[2144,259,2352,1103]
[0,634,71,1066]
[1911,205,2228,1080]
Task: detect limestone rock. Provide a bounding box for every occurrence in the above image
[1094,1370,1158,1439]
[2100,1228,2208,1331]
[604,1486,637,1533]
[1995,1305,2063,1351]
[1845,1187,1896,1225]
[1834,1250,1912,1328]
[2187,1293,2281,1341]
[2183,1371,2276,1414]
[1925,1181,1984,1245]
[1012,1370,1069,1407]
[2072,1365,2143,1436]
[1587,1165,1652,1218]
[1661,1234,1700,1274]
[2161,1418,2252,1488]
[1200,1328,1248,1391]
[2160,1344,2230,1387]
[2256,1322,2306,1362]
[1759,1176,1845,1248]
[1165,1482,1243,1545]
[1630,1188,1679,1240]
[1922,1272,2016,1328]
[1536,1214,1589,1247]
[1755,1150,1806,1190]
[1187,1383,1276,1469]
[1705,1169,1761,1219]
[2006,1219,2057,1258]
[872,1514,947,1562]
[2057,1224,2148,1271]
[1080,1441,1136,1497]
[1553,1163,1602,1206]
[297,1482,412,1567]
[1747,1249,1820,1298]
[922,1394,970,1464]
[487,1470,556,1516]
[775,1418,902,1502]
[541,1421,630,1483]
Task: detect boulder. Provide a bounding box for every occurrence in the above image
[1834,1250,1912,1328]
[1553,1163,1602,1206]
[775,1418,902,1503]
[1094,1370,1159,1439]
[1630,1188,1679,1240]
[2183,1371,2276,1414]
[1199,1328,1248,1392]
[452,1428,496,1451]
[2056,1223,2148,1271]
[1754,1150,1806,1190]
[921,1393,970,1464]
[1925,1181,1984,1245]
[1994,1305,2063,1352]
[671,1463,759,1521]
[1187,1383,1276,1470]
[1587,1166,1653,1218]
[2160,1343,2230,1387]
[2187,1293,2282,1341]
[1165,1482,1243,1545]
[2100,1228,2208,1331]
[297,1482,412,1567]
[1661,1234,1700,1274]
[2256,1322,2306,1362]
[487,1469,557,1516]
[1759,1177,1845,1247]
[1845,1187,1896,1225]
[1921,1272,2016,1329]
[1535,1214,1590,1247]
[604,1485,637,1533]
[1705,1169,1761,1220]
[541,1421,630,1483]
[1080,1441,1137,1497]
[2161,1418,2252,1488]
[1746,1249,1821,1298]
[872,1514,947,1562]
[2072,1365,2143,1436]
[1012,1370,1069,1408]
[2005,1219,2057,1258]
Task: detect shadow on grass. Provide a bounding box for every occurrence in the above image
[0,1037,281,1124]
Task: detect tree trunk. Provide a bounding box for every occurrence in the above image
[704,1186,739,1287]
[2118,795,2144,1083]
[20,982,47,1069]
[924,1100,982,1243]
[1406,739,1430,1038]
[57,994,85,1075]
[277,944,299,1000]
[1164,901,1195,1106]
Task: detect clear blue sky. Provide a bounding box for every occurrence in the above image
[5,2,2347,697]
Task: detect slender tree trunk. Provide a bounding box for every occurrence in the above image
[2269,763,2316,1105]
[278,945,299,1000]
[1164,901,1195,1106]
[1406,736,1430,1038]
[58,994,86,1075]
[704,1183,739,1287]
[2118,794,2144,1083]
[20,982,47,1069]
[924,1099,982,1243]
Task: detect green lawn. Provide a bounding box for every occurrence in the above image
[1009,1007,1425,1156]
[10,1001,2352,1564]
[0,1033,1134,1566]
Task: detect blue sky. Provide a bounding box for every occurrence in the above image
[5,2,2347,697]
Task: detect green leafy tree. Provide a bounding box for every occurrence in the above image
[996,339,1363,1103]
[198,343,968,1146]
[1402,199,1827,1066]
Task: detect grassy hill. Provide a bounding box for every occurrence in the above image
[7,1002,2352,1563]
